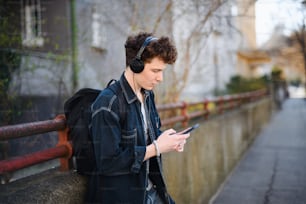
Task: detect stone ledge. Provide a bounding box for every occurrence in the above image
[0,168,87,204]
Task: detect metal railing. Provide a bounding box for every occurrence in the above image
[0,115,72,174]
[0,88,268,175]
[157,88,268,127]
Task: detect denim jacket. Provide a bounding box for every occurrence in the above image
[87,73,175,204]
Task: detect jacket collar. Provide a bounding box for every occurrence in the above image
[119,72,138,104]
[119,72,151,105]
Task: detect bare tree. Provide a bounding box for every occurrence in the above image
[293,1,306,89]
[158,0,230,103]
[78,0,257,103]
[160,0,258,102]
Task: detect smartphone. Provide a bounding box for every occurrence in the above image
[175,123,200,135]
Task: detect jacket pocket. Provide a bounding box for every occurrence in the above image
[121,128,137,147]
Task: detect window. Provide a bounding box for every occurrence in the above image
[21,0,44,47]
[91,7,106,51]
[231,5,238,17]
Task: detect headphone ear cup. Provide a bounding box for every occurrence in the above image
[130,58,144,73]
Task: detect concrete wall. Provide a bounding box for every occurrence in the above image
[163,98,272,203]
[0,98,272,204]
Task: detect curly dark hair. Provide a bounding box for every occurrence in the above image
[125,32,177,67]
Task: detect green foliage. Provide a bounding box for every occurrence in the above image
[226,75,269,94]
[289,78,302,87]
[0,51,21,125]
[271,66,283,80]
[0,1,22,47]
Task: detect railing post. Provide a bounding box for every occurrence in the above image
[230,96,236,109]
[218,97,224,114]
[181,102,188,127]
[204,100,209,119]
[238,95,242,107]
[55,115,73,171]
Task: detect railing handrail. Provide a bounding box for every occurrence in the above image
[0,115,72,174]
[0,115,66,141]
[157,88,268,126]
[0,88,268,175]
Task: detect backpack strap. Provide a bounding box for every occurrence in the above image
[107,79,126,127]
[106,79,117,87]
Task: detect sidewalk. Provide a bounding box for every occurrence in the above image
[210,98,306,204]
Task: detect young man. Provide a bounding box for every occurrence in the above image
[86,32,190,204]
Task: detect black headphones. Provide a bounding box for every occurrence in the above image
[129,36,158,73]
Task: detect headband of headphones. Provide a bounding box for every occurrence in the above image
[135,36,158,60]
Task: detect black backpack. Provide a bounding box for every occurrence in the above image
[64,79,125,175]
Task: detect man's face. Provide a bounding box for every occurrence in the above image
[136,57,166,90]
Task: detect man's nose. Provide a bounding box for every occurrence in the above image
[156,72,163,82]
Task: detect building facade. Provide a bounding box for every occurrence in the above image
[1,0,259,117]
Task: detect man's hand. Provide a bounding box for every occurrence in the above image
[156,129,190,153]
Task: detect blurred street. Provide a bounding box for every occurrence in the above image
[211,97,306,204]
